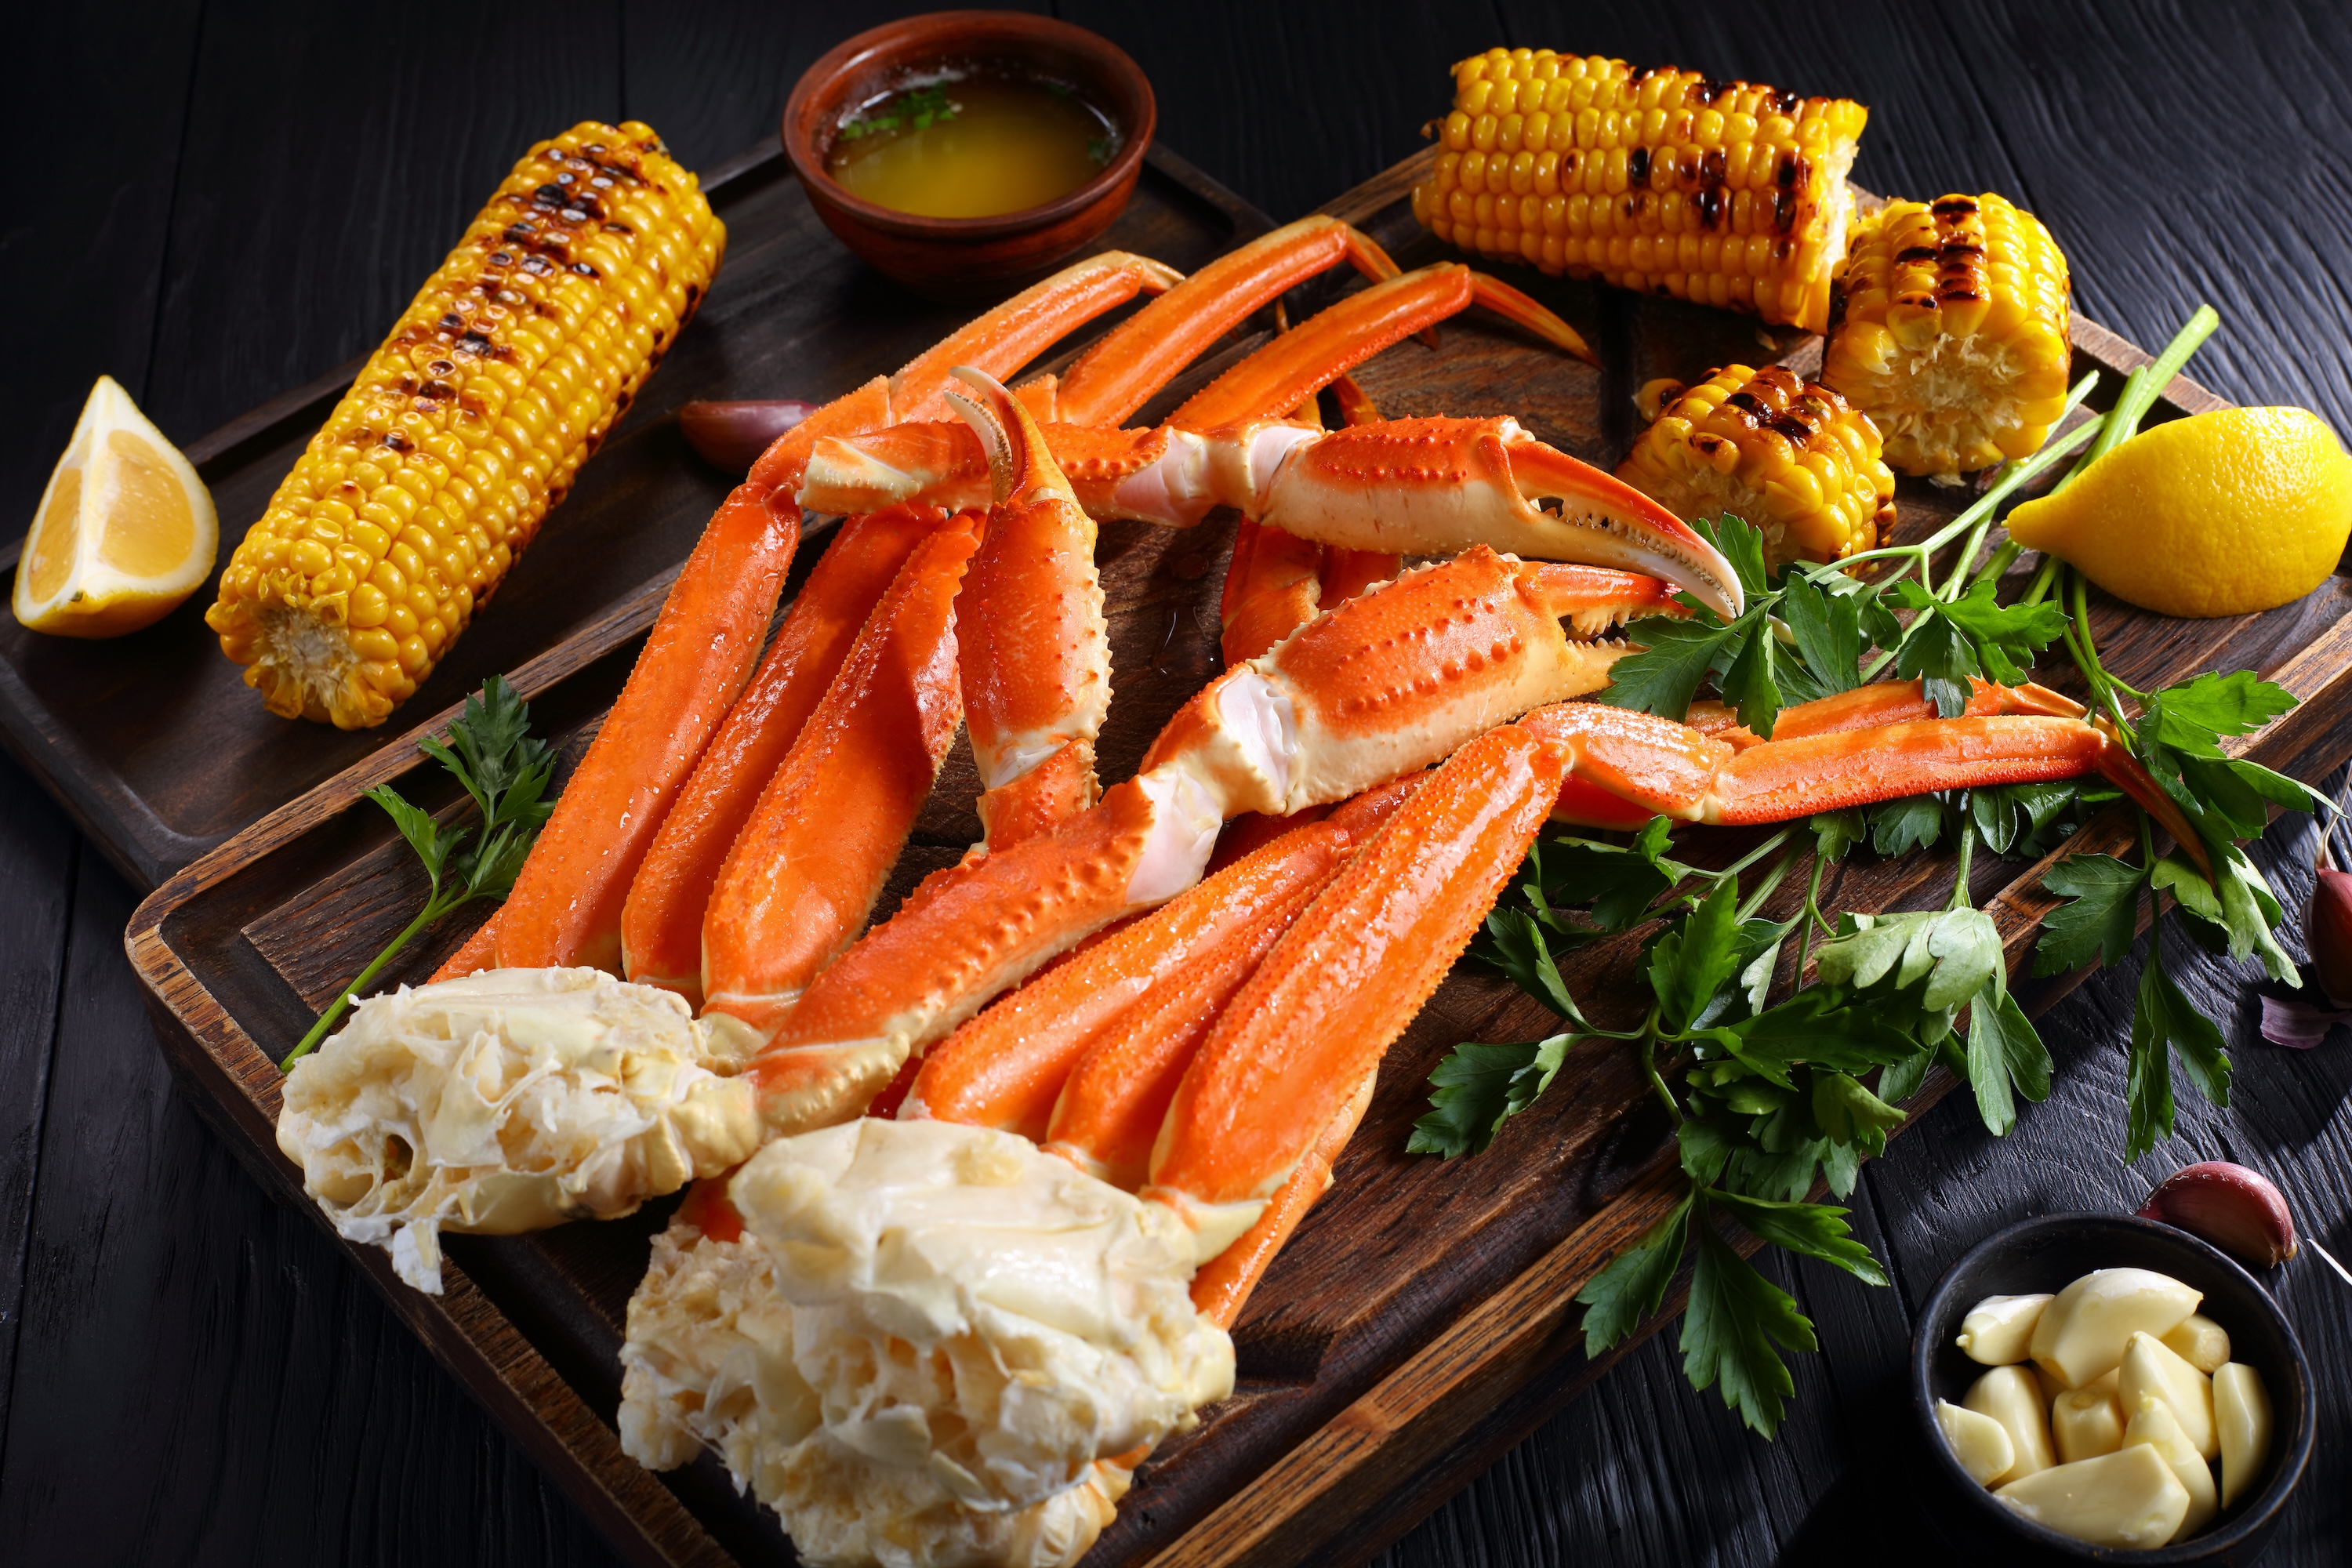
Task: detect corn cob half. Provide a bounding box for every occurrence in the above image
[1619,365,1894,568]
[206,121,723,728]
[1821,193,2071,477]
[1414,50,1867,332]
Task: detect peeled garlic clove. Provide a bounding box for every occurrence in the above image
[1958,1293,2053,1365]
[1964,1363,2056,1483]
[2123,1392,2219,1541]
[1936,1399,2017,1486]
[2119,1330,2217,1459]
[1995,1443,2191,1548]
[2052,1382,2127,1464]
[2030,1267,2202,1388]
[2215,1362,2274,1509]
[2160,1312,2233,1374]
[2138,1162,2299,1268]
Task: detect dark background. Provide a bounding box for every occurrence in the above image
[5,2,2348,1563]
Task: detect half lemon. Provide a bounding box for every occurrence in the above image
[14,376,217,637]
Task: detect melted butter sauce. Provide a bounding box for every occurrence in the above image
[826,74,1116,219]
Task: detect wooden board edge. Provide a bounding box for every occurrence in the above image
[122,913,735,1568]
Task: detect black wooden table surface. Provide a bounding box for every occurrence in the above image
[6,2,2350,1563]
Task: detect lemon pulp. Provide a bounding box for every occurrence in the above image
[97,428,196,576]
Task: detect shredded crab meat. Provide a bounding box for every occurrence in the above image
[619,1120,1230,1566]
[274,967,760,1292]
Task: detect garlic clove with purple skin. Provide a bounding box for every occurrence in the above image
[679,399,818,474]
[2305,866,2352,1007]
[2138,1161,2299,1267]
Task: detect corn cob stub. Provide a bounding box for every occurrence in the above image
[1618,365,1895,568]
[1414,50,1868,332]
[206,121,724,728]
[1823,193,2072,477]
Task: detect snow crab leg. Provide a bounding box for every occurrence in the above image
[602,220,1424,994]
[801,408,1741,620]
[471,251,1182,975]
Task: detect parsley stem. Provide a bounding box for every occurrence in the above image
[1736,847,1803,921]
[1966,539,2024,597]
[281,889,462,1069]
[1795,852,1830,978]
[2090,305,2220,466]
[2068,565,2136,732]
[1639,1015,1682,1127]
[1694,827,1795,887]
[2021,553,2065,606]
[1810,394,2103,590]
[1948,822,1976,911]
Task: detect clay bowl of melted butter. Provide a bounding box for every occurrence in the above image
[784,11,1156,297]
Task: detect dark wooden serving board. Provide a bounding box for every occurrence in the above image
[123,142,2352,1568]
[0,140,1263,894]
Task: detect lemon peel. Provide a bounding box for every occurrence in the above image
[2005,407,2352,619]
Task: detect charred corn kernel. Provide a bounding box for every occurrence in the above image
[1618,364,1893,568]
[1414,50,1867,332]
[1823,192,2071,477]
[205,122,722,728]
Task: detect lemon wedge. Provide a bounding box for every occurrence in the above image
[2005,406,2352,619]
[13,376,217,637]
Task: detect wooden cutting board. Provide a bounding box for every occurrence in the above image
[122,143,2352,1568]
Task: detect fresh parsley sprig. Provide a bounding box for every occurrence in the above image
[280,677,555,1069]
[1414,304,2321,1434]
[1414,806,2055,1436]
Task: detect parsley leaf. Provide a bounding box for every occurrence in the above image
[1719,615,1782,738]
[1470,906,1581,1018]
[1966,986,2053,1136]
[1709,1189,1889,1286]
[2138,670,2298,744]
[1809,1072,1907,1159]
[1578,1193,1693,1356]
[1598,615,1744,721]
[2124,943,2232,1161]
[1650,880,1744,1032]
[1815,909,2005,1011]
[1869,795,1946,856]
[2034,853,2148,975]
[1811,809,1867,862]
[1886,579,2067,713]
[282,677,555,1069]
[1683,1218,1813,1436]
[1778,572,1860,697]
[1408,1034,1577,1157]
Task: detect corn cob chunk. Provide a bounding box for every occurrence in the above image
[1618,365,1894,568]
[206,121,724,728]
[1414,49,1867,332]
[1822,192,2071,477]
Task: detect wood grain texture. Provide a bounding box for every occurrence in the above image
[10,4,2352,1566]
[0,1,203,539]
[0,760,74,1468]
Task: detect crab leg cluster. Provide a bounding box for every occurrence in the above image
[270,209,2216,1567]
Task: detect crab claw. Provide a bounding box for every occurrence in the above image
[1250,416,1745,620]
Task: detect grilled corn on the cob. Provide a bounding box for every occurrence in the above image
[1822,193,2071,477]
[1619,365,1894,568]
[1414,49,1867,332]
[206,121,723,728]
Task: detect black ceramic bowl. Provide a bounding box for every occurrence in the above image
[1913,1214,2312,1565]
